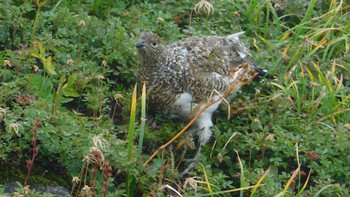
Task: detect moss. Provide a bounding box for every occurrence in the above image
[0,161,70,189]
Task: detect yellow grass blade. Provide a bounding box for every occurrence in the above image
[312,62,333,93]
[127,84,137,159]
[201,164,213,196]
[250,167,271,197]
[303,65,314,81]
[280,31,291,41]
[199,185,261,196]
[280,166,300,196]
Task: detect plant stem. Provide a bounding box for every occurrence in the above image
[53,76,66,115]
[31,0,48,44]
[24,119,41,186]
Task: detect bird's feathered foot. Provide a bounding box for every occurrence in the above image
[181,146,202,177]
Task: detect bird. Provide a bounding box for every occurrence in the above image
[136,31,265,175]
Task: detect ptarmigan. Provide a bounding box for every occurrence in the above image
[136,32,264,174]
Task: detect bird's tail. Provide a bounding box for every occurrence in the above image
[226,31,245,41]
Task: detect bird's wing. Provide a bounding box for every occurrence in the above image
[168,33,254,75]
[166,34,255,102]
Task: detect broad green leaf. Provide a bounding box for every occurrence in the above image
[43,56,57,75]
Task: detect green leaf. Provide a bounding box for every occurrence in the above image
[27,75,53,101]
[62,75,79,97]
[43,56,57,76]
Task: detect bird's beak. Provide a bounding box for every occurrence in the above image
[136,42,144,49]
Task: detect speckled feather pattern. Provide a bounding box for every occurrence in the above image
[136,32,258,145]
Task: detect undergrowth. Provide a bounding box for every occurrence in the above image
[0,0,349,196]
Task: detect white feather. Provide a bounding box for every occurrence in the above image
[173,93,222,145]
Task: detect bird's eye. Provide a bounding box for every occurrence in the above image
[152,42,157,47]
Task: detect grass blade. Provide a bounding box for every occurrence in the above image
[235,150,245,197]
[138,83,146,155]
[126,84,137,197]
[199,185,258,196]
[296,0,317,35]
[250,167,270,197]
[312,184,340,197]
[296,170,312,197]
[281,166,300,196]
[201,164,213,197]
[127,84,137,159]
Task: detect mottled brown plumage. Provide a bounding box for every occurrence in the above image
[136,32,261,146]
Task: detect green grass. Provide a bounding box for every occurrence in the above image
[0,0,349,196]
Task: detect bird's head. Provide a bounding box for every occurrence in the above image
[136,32,165,63]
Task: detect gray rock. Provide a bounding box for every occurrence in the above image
[35,186,70,197]
[4,182,70,197]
